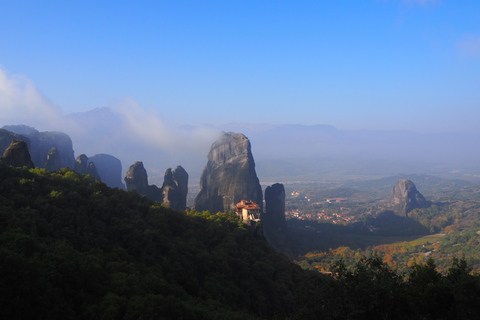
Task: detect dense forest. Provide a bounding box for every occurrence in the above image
[2,163,480,319]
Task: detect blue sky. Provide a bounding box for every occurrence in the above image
[1,0,480,133]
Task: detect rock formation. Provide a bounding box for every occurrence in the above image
[0,129,31,154]
[264,183,287,232]
[74,154,101,181]
[124,161,161,202]
[161,166,188,211]
[74,154,89,174]
[1,140,35,169]
[125,161,149,193]
[27,131,75,169]
[194,132,263,213]
[87,154,125,189]
[3,126,75,170]
[390,179,428,217]
[44,147,62,171]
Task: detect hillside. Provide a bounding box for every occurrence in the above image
[0,163,304,319]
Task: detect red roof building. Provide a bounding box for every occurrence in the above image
[235,200,261,222]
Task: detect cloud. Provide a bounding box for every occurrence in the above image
[457,35,480,59]
[112,97,219,156]
[0,67,63,130]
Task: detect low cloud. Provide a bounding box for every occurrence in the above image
[0,67,64,130]
[457,35,480,59]
[113,97,219,155]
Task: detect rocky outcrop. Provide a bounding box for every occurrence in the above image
[264,183,287,232]
[194,132,263,213]
[3,126,75,170]
[1,140,35,169]
[74,154,101,181]
[74,154,89,174]
[161,166,188,211]
[88,154,125,189]
[0,129,31,154]
[391,179,428,217]
[125,161,161,202]
[27,131,75,169]
[125,161,149,193]
[44,147,62,171]
[86,162,101,181]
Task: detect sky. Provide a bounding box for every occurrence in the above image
[1,0,480,133]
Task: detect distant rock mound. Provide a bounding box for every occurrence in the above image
[44,147,61,171]
[161,166,188,211]
[390,179,428,217]
[194,132,263,213]
[264,183,287,232]
[125,161,161,202]
[1,140,35,169]
[88,154,125,189]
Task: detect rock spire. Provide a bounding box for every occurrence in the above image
[1,140,35,169]
[391,179,428,217]
[194,132,263,213]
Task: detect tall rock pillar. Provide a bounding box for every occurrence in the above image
[194,132,263,213]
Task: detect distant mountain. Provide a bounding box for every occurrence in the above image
[61,109,480,185]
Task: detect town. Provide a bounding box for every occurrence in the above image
[285,189,358,224]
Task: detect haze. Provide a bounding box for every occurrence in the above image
[1,1,480,183]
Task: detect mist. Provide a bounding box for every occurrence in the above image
[2,67,480,186]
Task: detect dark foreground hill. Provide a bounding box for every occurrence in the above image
[3,163,480,319]
[0,163,303,320]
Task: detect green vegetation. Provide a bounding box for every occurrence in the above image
[0,164,303,319]
[3,163,480,319]
[296,256,480,320]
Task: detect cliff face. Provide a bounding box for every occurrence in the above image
[2,126,75,170]
[1,140,35,169]
[73,154,101,181]
[88,154,125,189]
[0,129,31,154]
[194,132,263,213]
[24,131,75,169]
[125,161,149,194]
[391,179,428,217]
[264,183,287,231]
[44,147,61,171]
[124,161,161,202]
[161,166,188,211]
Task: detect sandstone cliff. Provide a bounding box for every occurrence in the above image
[27,131,75,169]
[124,161,161,202]
[161,166,188,211]
[0,129,31,154]
[88,154,125,189]
[1,140,35,169]
[2,126,75,170]
[44,147,61,171]
[194,132,263,213]
[73,154,101,181]
[264,183,287,231]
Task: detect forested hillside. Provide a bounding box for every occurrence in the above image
[3,163,480,319]
[0,163,303,319]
